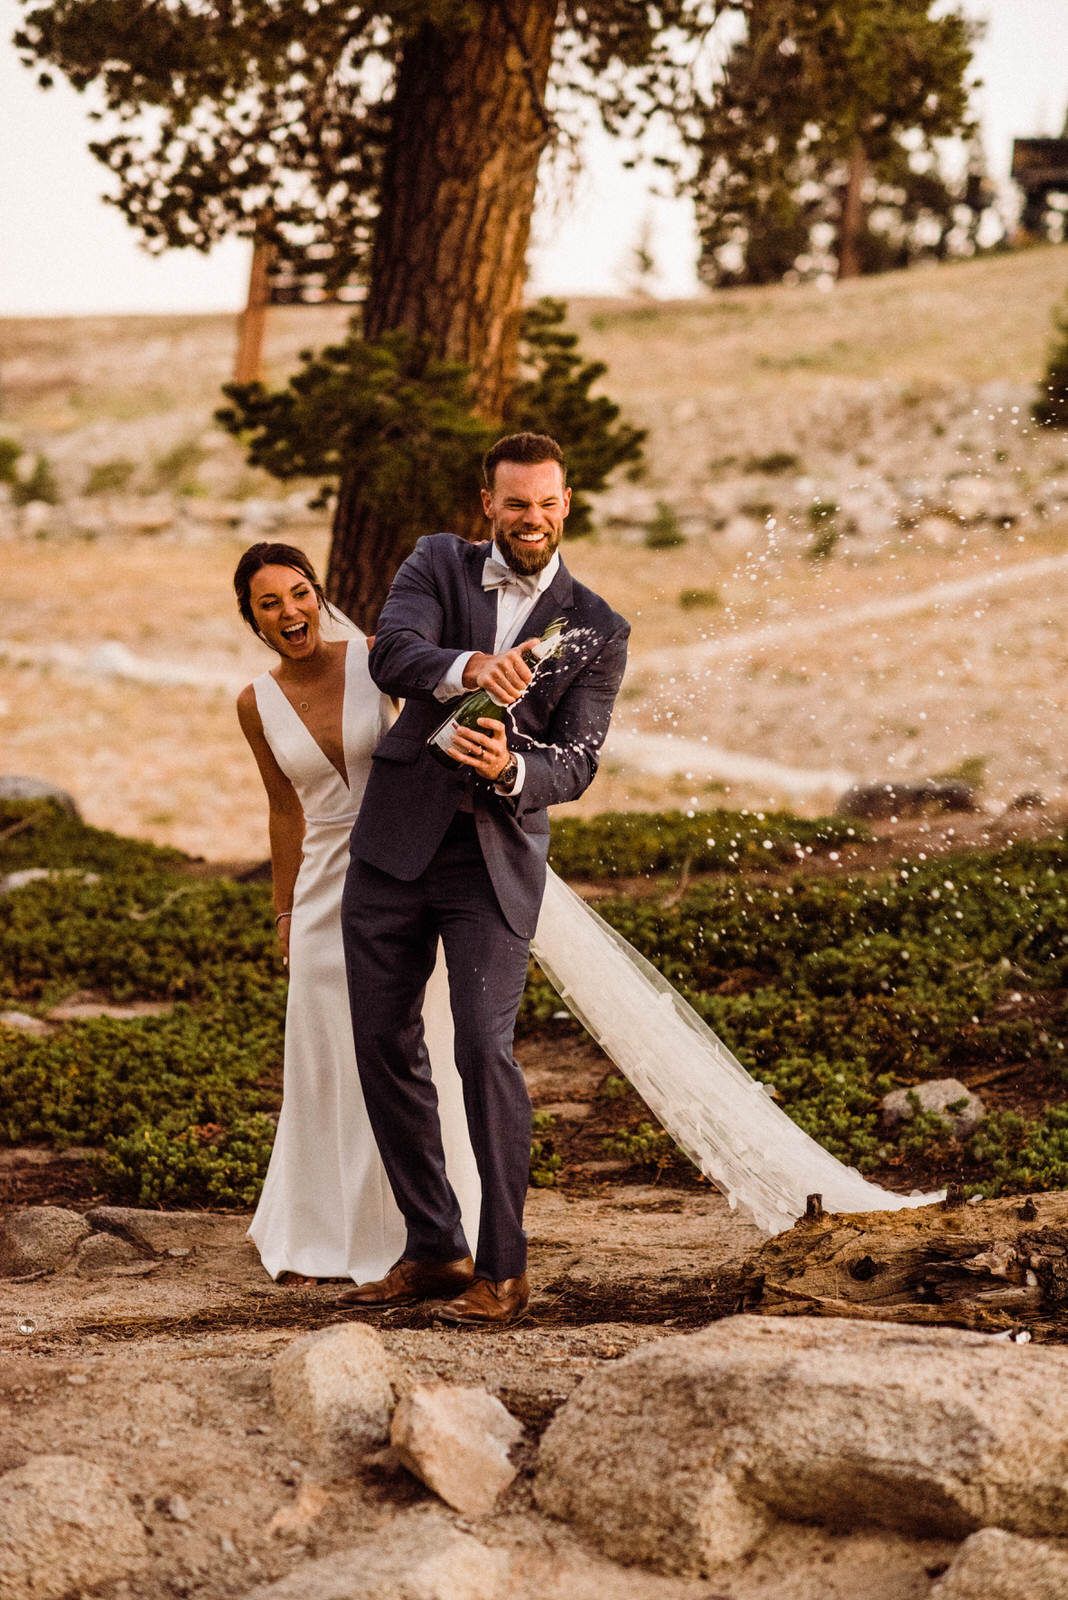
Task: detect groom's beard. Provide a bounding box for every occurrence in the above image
[494,521,563,576]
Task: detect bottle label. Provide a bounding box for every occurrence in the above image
[429,718,463,753]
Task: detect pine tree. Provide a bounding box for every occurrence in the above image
[16,0,710,624]
[1033,291,1068,430]
[693,0,979,287]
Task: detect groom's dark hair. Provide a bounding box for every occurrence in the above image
[482,432,566,489]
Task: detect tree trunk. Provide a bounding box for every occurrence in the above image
[233,236,275,384]
[326,1,557,630]
[837,140,867,281]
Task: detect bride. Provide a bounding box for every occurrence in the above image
[236,541,932,1283]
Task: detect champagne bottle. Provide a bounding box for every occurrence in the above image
[426,617,568,768]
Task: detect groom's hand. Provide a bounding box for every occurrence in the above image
[461,639,538,704]
[448,716,511,781]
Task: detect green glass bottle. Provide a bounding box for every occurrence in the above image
[426,617,568,768]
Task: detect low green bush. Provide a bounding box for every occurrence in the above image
[0,800,185,875]
[3,800,1066,1203]
[548,808,867,880]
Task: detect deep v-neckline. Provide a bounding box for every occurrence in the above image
[270,641,351,789]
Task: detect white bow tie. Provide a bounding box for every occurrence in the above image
[482,554,540,599]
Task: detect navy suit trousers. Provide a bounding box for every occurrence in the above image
[341,813,533,1281]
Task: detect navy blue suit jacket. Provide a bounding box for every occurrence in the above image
[352,533,629,937]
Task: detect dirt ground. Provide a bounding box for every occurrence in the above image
[2,1179,973,1600]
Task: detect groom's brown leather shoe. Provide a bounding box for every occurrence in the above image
[334,1255,474,1309]
[431,1273,530,1327]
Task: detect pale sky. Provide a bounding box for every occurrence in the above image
[1,0,1066,317]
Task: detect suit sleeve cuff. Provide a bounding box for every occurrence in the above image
[433,651,474,702]
[494,752,525,797]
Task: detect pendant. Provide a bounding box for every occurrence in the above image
[299,701,310,713]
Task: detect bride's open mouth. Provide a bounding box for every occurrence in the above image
[281,622,310,645]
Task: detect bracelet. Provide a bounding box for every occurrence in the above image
[275,911,292,925]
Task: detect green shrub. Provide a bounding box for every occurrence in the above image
[84,458,136,495]
[530,1109,563,1188]
[547,808,866,881]
[152,438,206,494]
[4,801,1067,1205]
[1033,291,1068,429]
[744,451,802,475]
[11,455,60,507]
[0,437,21,485]
[99,1114,279,1208]
[0,800,185,875]
[644,501,685,548]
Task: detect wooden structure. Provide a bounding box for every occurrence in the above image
[1011,137,1068,237]
[233,237,365,384]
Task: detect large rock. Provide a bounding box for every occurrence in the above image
[0,1454,148,1599]
[241,1508,510,1599]
[933,1528,1068,1600]
[85,1204,236,1253]
[534,1316,1068,1576]
[881,1078,985,1138]
[0,1206,90,1276]
[390,1384,523,1516]
[271,1323,396,1476]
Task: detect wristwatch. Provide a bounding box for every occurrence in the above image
[496,754,519,793]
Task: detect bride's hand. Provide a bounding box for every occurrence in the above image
[448,717,511,781]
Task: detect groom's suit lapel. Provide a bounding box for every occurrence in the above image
[465,542,499,652]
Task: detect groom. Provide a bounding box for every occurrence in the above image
[338,431,629,1326]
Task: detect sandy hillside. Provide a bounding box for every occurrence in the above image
[1,247,1067,857]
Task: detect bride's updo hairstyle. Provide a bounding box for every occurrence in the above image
[234,542,327,642]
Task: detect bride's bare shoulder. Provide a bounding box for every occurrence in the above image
[236,682,263,732]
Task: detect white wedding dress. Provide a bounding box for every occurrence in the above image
[247,639,481,1280]
[249,634,935,1280]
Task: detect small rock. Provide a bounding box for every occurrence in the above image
[390,1384,523,1517]
[0,776,80,817]
[0,1207,91,1277]
[75,1232,150,1277]
[270,1324,396,1477]
[0,1454,148,1599]
[932,1527,1068,1599]
[240,1508,510,1600]
[163,1494,191,1522]
[881,1079,985,1138]
[0,1011,51,1037]
[0,868,100,896]
[45,997,171,1022]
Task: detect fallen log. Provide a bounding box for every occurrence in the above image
[729,1189,1068,1339]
